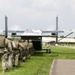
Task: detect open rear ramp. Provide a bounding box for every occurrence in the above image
[21,36,42,50]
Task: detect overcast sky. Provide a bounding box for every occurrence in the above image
[0,0,75,32]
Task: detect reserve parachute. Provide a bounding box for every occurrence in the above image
[0,36,5,48]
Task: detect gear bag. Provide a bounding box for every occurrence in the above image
[12,41,19,50]
[0,36,5,48]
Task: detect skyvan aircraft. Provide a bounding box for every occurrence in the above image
[4,16,64,52]
[6,29,64,52]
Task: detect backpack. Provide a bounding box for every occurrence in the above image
[0,36,5,48]
[11,41,19,50]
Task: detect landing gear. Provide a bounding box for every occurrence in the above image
[42,48,51,53]
[46,48,51,53]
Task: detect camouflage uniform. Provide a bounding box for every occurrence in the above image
[28,40,35,55]
[11,40,20,67]
[0,37,13,73]
[19,40,29,61]
[24,40,30,59]
[18,40,24,61]
[8,53,13,69]
[1,48,8,72]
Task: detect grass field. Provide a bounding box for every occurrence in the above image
[0,46,75,75]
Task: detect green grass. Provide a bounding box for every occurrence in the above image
[0,46,75,75]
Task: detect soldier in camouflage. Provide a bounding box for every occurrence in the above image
[1,48,8,74]
[11,40,20,67]
[1,36,13,74]
[18,40,29,62]
[24,40,30,59]
[28,39,35,55]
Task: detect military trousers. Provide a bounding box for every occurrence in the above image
[1,53,8,71]
[13,52,19,66]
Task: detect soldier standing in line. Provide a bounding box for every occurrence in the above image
[19,40,29,62]
[6,39,13,69]
[18,39,25,61]
[1,37,13,74]
[11,40,20,67]
[1,48,8,74]
[24,40,30,59]
[28,39,35,55]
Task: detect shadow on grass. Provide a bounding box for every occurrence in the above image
[32,51,44,56]
[5,62,24,73]
[52,52,75,54]
[32,51,47,56]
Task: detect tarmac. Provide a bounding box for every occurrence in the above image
[49,59,75,75]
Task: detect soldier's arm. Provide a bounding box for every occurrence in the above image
[7,41,13,53]
[18,43,24,49]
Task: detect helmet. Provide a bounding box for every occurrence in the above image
[29,39,32,42]
[20,39,24,42]
[25,40,28,42]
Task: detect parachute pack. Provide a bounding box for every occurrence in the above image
[0,36,5,48]
[11,41,19,49]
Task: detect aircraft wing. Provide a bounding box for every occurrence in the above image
[42,30,64,33]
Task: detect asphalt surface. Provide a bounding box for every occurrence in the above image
[50,59,75,75]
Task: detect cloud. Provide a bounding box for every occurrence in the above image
[0,0,12,11]
[69,0,75,14]
[33,0,59,9]
[0,0,75,32]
